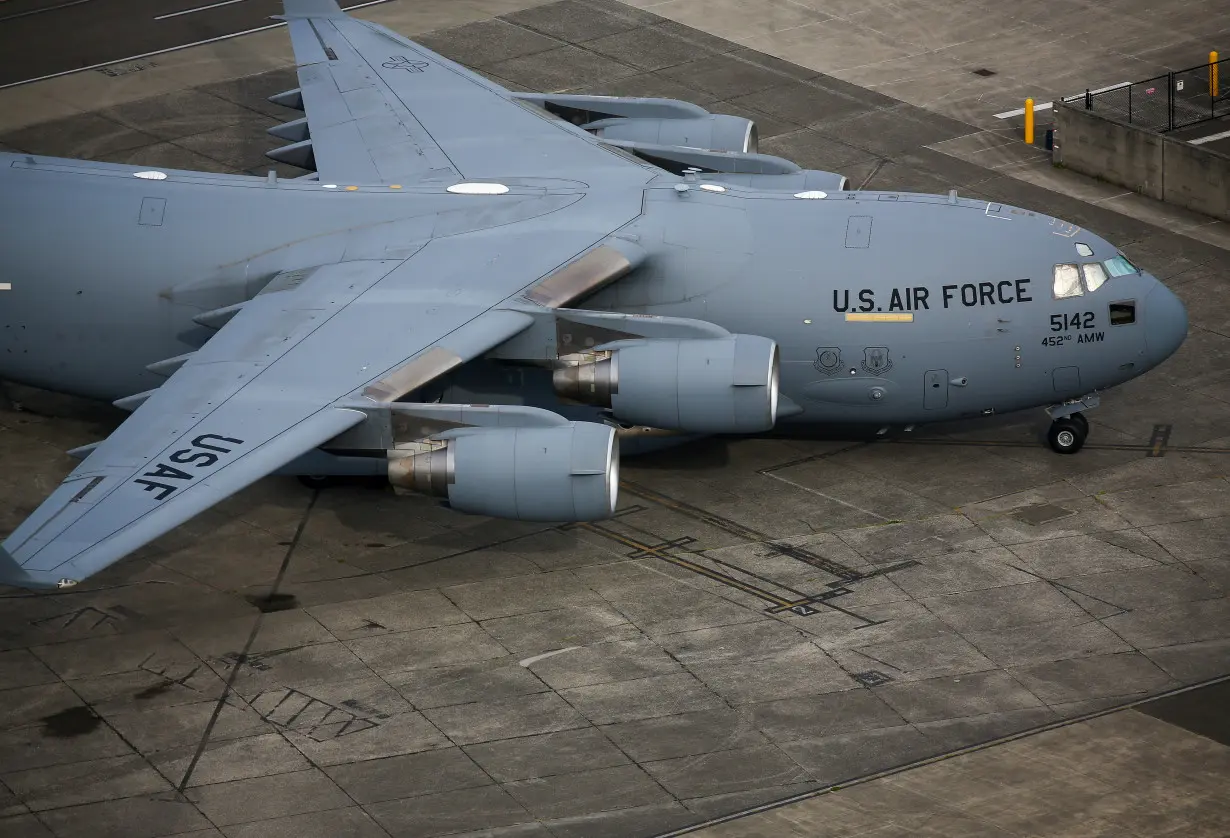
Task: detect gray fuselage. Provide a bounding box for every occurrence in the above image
[0,154,1186,433]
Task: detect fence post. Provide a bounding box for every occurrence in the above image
[1128,83,1133,123]
[1085,88,1091,109]
[1168,71,1175,131]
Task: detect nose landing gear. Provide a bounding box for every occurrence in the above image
[1046,394,1098,455]
[1048,413,1088,454]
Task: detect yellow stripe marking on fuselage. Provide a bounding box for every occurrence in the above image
[845,312,914,322]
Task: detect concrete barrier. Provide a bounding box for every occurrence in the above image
[1163,132,1230,219]
[1054,99,1230,221]
[1053,100,1164,199]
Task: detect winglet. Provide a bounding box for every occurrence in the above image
[278,0,346,19]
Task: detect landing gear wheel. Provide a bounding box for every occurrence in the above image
[297,474,339,490]
[1070,411,1089,436]
[1048,417,1087,455]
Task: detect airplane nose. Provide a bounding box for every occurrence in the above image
[1144,280,1188,365]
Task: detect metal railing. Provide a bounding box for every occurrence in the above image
[1080,57,1230,132]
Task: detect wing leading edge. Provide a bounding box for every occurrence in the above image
[275,0,652,183]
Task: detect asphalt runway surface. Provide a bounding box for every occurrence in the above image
[0,0,389,87]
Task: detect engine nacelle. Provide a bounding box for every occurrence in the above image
[388,423,618,522]
[554,335,780,434]
[585,115,757,154]
[706,169,850,192]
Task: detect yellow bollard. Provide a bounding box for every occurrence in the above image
[1213,51,1220,98]
[1024,98,1034,144]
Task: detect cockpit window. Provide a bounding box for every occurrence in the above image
[1104,255,1138,277]
[1075,242,1094,257]
[1081,262,1108,292]
[1110,301,1136,325]
[1053,264,1083,298]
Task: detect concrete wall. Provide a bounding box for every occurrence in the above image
[1162,133,1230,219]
[1053,100,1164,200]
[1054,99,1230,221]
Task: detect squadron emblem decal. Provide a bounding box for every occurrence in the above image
[860,347,893,376]
[814,347,842,376]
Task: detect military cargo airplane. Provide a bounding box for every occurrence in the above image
[0,0,1188,589]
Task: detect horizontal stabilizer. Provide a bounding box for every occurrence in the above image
[268,88,304,110]
[266,139,316,171]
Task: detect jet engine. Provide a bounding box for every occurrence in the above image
[553,335,780,434]
[584,115,758,154]
[388,422,618,522]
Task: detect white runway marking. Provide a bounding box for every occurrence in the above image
[155,0,248,21]
[995,101,1054,119]
[1189,128,1230,145]
[0,0,95,23]
[761,472,889,521]
[519,647,581,668]
[0,283,11,291]
[994,82,1131,119]
[0,0,394,90]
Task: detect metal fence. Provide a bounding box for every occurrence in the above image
[1079,57,1230,132]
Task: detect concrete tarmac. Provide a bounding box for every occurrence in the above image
[1,1,1229,837]
[686,678,1230,837]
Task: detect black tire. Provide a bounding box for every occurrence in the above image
[297,474,338,490]
[1047,417,1086,454]
[1069,411,1089,435]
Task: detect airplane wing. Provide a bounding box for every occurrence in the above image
[0,222,624,590]
[274,0,650,183]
